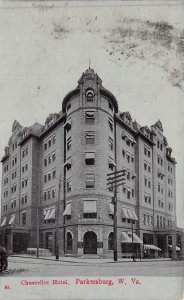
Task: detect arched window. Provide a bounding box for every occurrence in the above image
[67,232,73,250]
[86,89,94,102]
[108,232,114,250]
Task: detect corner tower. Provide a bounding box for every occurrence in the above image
[62,68,118,257]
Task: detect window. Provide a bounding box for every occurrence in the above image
[44,143,47,151]
[85,174,95,188]
[108,137,113,151]
[86,89,94,102]
[147,149,151,158]
[48,173,51,181]
[148,179,151,188]
[122,149,125,157]
[44,158,47,167]
[83,213,97,218]
[131,156,134,163]
[44,174,47,183]
[85,152,95,165]
[143,214,146,225]
[109,101,113,111]
[25,194,27,203]
[127,153,130,163]
[157,140,160,148]
[52,189,55,199]
[86,132,95,145]
[52,153,56,162]
[144,147,147,155]
[132,189,135,198]
[44,191,47,201]
[67,102,71,111]
[53,135,56,144]
[85,111,95,124]
[127,189,131,199]
[108,232,114,250]
[157,215,159,227]
[144,177,147,186]
[53,170,56,179]
[67,137,72,151]
[144,162,147,170]
[48,139,51,147]
[48,156,52,164]
[48,190,51,200]
[66,232,73,250]
[108,118,113,132]
[67,177,71,192]
[22,212,27,225]
[148,166,151,173]
[148,195,151,204]
[158,183,160,192]
[127,171,130,180]
[144,194,148,203]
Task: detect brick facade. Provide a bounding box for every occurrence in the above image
[0,68,183,259]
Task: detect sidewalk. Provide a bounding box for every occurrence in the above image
[11,254,172,264]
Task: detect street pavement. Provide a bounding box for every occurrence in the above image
[1,256,183,277]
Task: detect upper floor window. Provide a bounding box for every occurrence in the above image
[85,152,95,165]
[85,174,95,189]
[85,111,95,124]
[109,101,113,111]
[67,137,72,151]
[22,212,27,225]
[86,89,94,102]
[66,177,71,192]
[86,132,95,145]
[108,118,113,132]
[108,137,113,151]
[67,102,71,111]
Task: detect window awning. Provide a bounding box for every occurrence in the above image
[8,214,15,225]
[83,200,97,213]
[168,245,180,251]
[44,209,51,220]
[85,152,95,159]
[122,207,129,219]
[49,207,56,219]
[108,159,116,167]
[63,202,71,216]
[144,244,161,251]
[0,217,6,227]
[108,203,114,215]
[125,208,138,221]
[86,111,95,117]
[128,232,143,244]
[121,232,132,243]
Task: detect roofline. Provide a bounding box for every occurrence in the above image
[115,115,137,135]
[1,154,9,163]
[62,88,80,113]
[100,87,118,113]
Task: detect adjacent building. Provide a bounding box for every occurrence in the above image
[0,68,183,259]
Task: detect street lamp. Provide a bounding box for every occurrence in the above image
[107,169,126,261]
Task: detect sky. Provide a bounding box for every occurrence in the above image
[0,0,183,227]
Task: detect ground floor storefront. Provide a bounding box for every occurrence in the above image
[1,224,183,259]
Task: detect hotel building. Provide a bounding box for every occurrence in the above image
[0,68,183,259]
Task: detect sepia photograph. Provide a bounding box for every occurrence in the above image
[0,1,183,299]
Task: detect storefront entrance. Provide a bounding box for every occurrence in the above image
[83,231,97,254]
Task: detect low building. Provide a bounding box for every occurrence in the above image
[0,68,183,259]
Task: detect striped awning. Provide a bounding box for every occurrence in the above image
[8,214,15,225]
[128,232,143,244]
[144,244,161,251]
[122,207,138,221]
[121,232,132,243]
[0,217,6,227]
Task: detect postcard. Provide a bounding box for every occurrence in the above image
[0,1,183,299]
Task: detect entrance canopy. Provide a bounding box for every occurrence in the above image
[144,244,161,251]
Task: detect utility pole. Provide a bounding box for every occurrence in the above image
[36,170,41,259]
[131,219,135,261]
[107,169,126,261]
[55,175,62,260]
